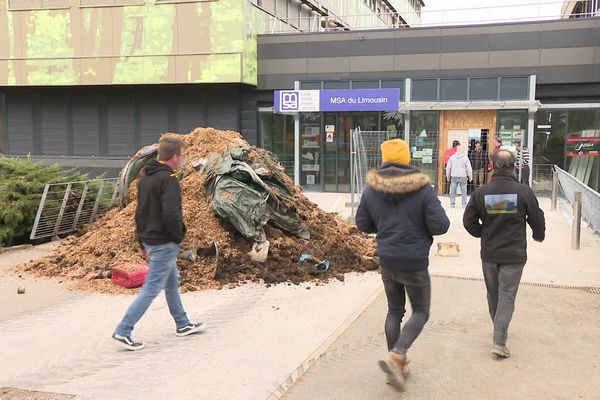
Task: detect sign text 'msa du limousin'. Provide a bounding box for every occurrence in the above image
[274,88,400,113]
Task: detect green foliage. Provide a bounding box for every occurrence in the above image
[0,157,87,247]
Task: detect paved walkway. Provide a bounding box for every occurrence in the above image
[282,278,600,400]
[0,193,598,400]
[280,194,600,400]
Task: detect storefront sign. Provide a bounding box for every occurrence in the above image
[565,137,600,157]
[274,89,400,112]
[319,89,400,112]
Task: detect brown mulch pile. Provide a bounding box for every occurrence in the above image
[20,128,377,294]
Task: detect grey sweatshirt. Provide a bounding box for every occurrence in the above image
[446,152,473,180]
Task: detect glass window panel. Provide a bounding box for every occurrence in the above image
[412,79,438,101]
[500,77,529,100]
[440,79,467,101]
[470,78,497,101]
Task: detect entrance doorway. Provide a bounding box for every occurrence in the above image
[323,112,379,192]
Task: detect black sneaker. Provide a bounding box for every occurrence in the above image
[176,322,205,337]
[112,333,144,351]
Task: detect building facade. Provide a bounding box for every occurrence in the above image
[0,0,421,176]
[257,17,600,193]
[1,1,599,193]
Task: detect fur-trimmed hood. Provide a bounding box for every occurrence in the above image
[366,162,431,196]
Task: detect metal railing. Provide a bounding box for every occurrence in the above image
[256,0,599,34]
[349,129,400,216]
[554,165,600,234]
[30,178,119,240]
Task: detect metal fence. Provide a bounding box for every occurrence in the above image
[554,165,600,234]
[350,129,401,215]
[532,164,555,193]
[30,178,119,240]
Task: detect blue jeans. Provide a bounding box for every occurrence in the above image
[449,177,468,206]
[115,242,190,336]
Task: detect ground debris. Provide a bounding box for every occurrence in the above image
[19,128,378,293]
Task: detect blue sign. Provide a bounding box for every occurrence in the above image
[274,90,300,112]
[274,88,400,112]
[319,89,400,112]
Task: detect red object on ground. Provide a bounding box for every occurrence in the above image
[111,265,149,288]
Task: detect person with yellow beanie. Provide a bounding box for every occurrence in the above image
[381,139,411,165]
[356,138,450,391]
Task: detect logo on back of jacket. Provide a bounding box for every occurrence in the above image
[484,194,518,214]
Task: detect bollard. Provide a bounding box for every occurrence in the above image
[551,172,559,211]
[571,191,582,250]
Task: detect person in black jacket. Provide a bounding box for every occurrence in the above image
[113,138,203,351]
[356,139,450,390]
[463,150,545,359]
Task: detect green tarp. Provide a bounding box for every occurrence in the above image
[203,147,310,242]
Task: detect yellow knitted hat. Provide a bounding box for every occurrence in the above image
[381,139,410,164]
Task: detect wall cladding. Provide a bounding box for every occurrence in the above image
[257,18,600,90]
[1,85,249,157]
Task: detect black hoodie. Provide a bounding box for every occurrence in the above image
[356,163,450,271]
[463,171,545,264]
[135,159,187,247]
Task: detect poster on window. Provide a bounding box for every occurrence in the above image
[565,137,600,157]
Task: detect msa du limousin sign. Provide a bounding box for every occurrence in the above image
[274,89,401,113]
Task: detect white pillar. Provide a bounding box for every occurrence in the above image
[528,75,537,188]
[404,78,412,144]
[294,80,300,186]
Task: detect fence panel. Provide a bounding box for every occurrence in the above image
[350,129,401,215]
[30,178,118,240]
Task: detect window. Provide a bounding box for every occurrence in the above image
[323,81,350,89]
[412,79,438,101]
[9,0,67,10]
[470,78,498,101]
[440,79,468,101]
[381,80,405,101]
[351,81,380,89]
[500,77,529,100]
[301,81,322,90]
[260,112,295,177]
[80,0,143,6]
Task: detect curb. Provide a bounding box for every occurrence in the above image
[430,273,600,294]
[265,283,385,400]
[0,244,33,254]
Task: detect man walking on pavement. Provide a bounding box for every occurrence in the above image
[446,143,473,208]
[514,141,531,186]
[356,139,450,390]
[463,150,545,358]
[113,137,204,351]
[469,141,487,189]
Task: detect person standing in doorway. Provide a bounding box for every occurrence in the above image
[113,137,204,351]
[446,143,473,208]
[514,141,531,186]
[356,139,450,390]
[443,140,461,194]
[469,141,487,189]
[463,150,545,358]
